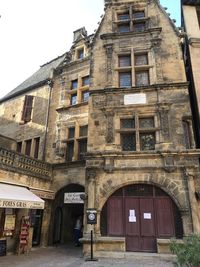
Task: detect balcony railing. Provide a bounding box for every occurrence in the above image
[0,147,52,180]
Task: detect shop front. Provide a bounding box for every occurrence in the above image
[0,183,44,256]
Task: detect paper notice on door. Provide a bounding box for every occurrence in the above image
[129,216,136,222]
[144,213,151,219]
[129,210,135,216]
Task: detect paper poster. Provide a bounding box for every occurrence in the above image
[144,213,151,219]
[129,210,135,216]
[129,216,136,222]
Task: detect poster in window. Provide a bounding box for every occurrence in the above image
[4,215,16,231]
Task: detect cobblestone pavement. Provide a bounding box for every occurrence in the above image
[0,246,175,267]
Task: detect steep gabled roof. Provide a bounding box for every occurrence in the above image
[0,54,66,103]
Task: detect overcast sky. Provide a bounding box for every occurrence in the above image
[0,0,180,99]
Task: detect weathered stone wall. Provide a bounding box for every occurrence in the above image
[0,85,50,160]
[0,134,16,151]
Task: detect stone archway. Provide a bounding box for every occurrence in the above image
[100,183,183,252]
[49,183,85,245]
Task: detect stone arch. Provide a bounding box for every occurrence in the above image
[98,176,188,213]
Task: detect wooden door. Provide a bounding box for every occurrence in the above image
[108,197,123,236]
[140,198,156,252]
[155,198,175,237]
[125,198,140,251]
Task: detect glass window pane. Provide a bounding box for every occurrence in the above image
[68,127,75,139]
[121,119,135,128]
[78,139,87,160]
[78,49,84,59]
[80,125,88,137]
[140,133,155,151]
[118,12,130,20]
[71,79,78,89]
[118,24,130,33]
[133,22,145,32]
[135,54,148,66]
[119,55,131,67]
[121,134,136,151]
[71,94,77,105]
[139,117,154,128]
[119,72,131,87]
[135,71,149,86]
[82,76,90,86]
[82,91,89,102]
[133,11,145,19]
[67,142,74,161]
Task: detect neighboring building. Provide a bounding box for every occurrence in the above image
[0,0,200,257]
[181,0,200,147]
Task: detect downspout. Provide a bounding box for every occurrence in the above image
[42,71,54,161]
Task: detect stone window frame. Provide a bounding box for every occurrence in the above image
[114,6,148,33]
[116,113,159,152]
[116,49,152,88]
[68,74,90,106]
[182,117,195,149]
[16,137,41,159]
[66,124,88,162]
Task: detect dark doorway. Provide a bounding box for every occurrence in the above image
[51,184,84,245]
[30,209,43,246]
[101,184,183,252]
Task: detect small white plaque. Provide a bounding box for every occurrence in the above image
[124,93,146,105]
[129,216,136,222]
[129,210,135,216]
[144,213,151,219]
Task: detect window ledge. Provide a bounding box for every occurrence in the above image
[56,101,88,111]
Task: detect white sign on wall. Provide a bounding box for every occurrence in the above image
[64,192,84,204]
[124,93,147,105]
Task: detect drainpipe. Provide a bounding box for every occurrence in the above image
[42,73,54,161]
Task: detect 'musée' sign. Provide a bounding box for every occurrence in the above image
[64,192,84,204]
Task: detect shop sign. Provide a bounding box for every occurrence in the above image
[64,193,84,204]
[4,215,16,231]
[0,200,44,209]
[30,189,55,200]
[86,209,97,224]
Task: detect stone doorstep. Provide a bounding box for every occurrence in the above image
[95,251,176,261]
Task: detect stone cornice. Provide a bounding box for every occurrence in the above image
[89,82,189,95]
[189,38,200,47]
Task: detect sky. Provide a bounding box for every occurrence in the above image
[0,0,181,99]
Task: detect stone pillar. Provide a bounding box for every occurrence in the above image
[104,44,113,87]
[187,173,200,234]
[40,200,52,246]
[85,169,96,236]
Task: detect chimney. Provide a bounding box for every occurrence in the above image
[73,27,87,42]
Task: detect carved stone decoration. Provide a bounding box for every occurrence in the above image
[104,44,113,87]
[151,38,163,83]
[159,108,170,142]
[92,95,106,108]
[105,111,114,143]
[86,169,96,181]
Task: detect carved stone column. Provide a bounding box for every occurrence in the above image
[158,107,171,143]
[151,38,163,83]
[186,171,200,234]
[104,44,113,87]
[85,169,96,235]
[106,111,114,143]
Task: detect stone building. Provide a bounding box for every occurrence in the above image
[0,0,200,257]
[181,0,200,147]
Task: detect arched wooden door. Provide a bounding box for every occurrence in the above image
[104,184,182,252]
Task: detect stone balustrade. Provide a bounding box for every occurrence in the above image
[0,147,52,180]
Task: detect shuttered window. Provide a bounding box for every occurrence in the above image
[21,95,34,123]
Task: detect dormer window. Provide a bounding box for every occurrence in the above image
[133,22,146,32]
[77,48,84,59]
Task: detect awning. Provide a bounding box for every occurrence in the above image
[0,183,45,209]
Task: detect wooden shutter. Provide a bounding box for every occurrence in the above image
[22,95,34,122]
[34,138,40,159]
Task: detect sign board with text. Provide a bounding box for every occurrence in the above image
[64,193,84,204]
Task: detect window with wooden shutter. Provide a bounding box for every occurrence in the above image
[21,95,34,123]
